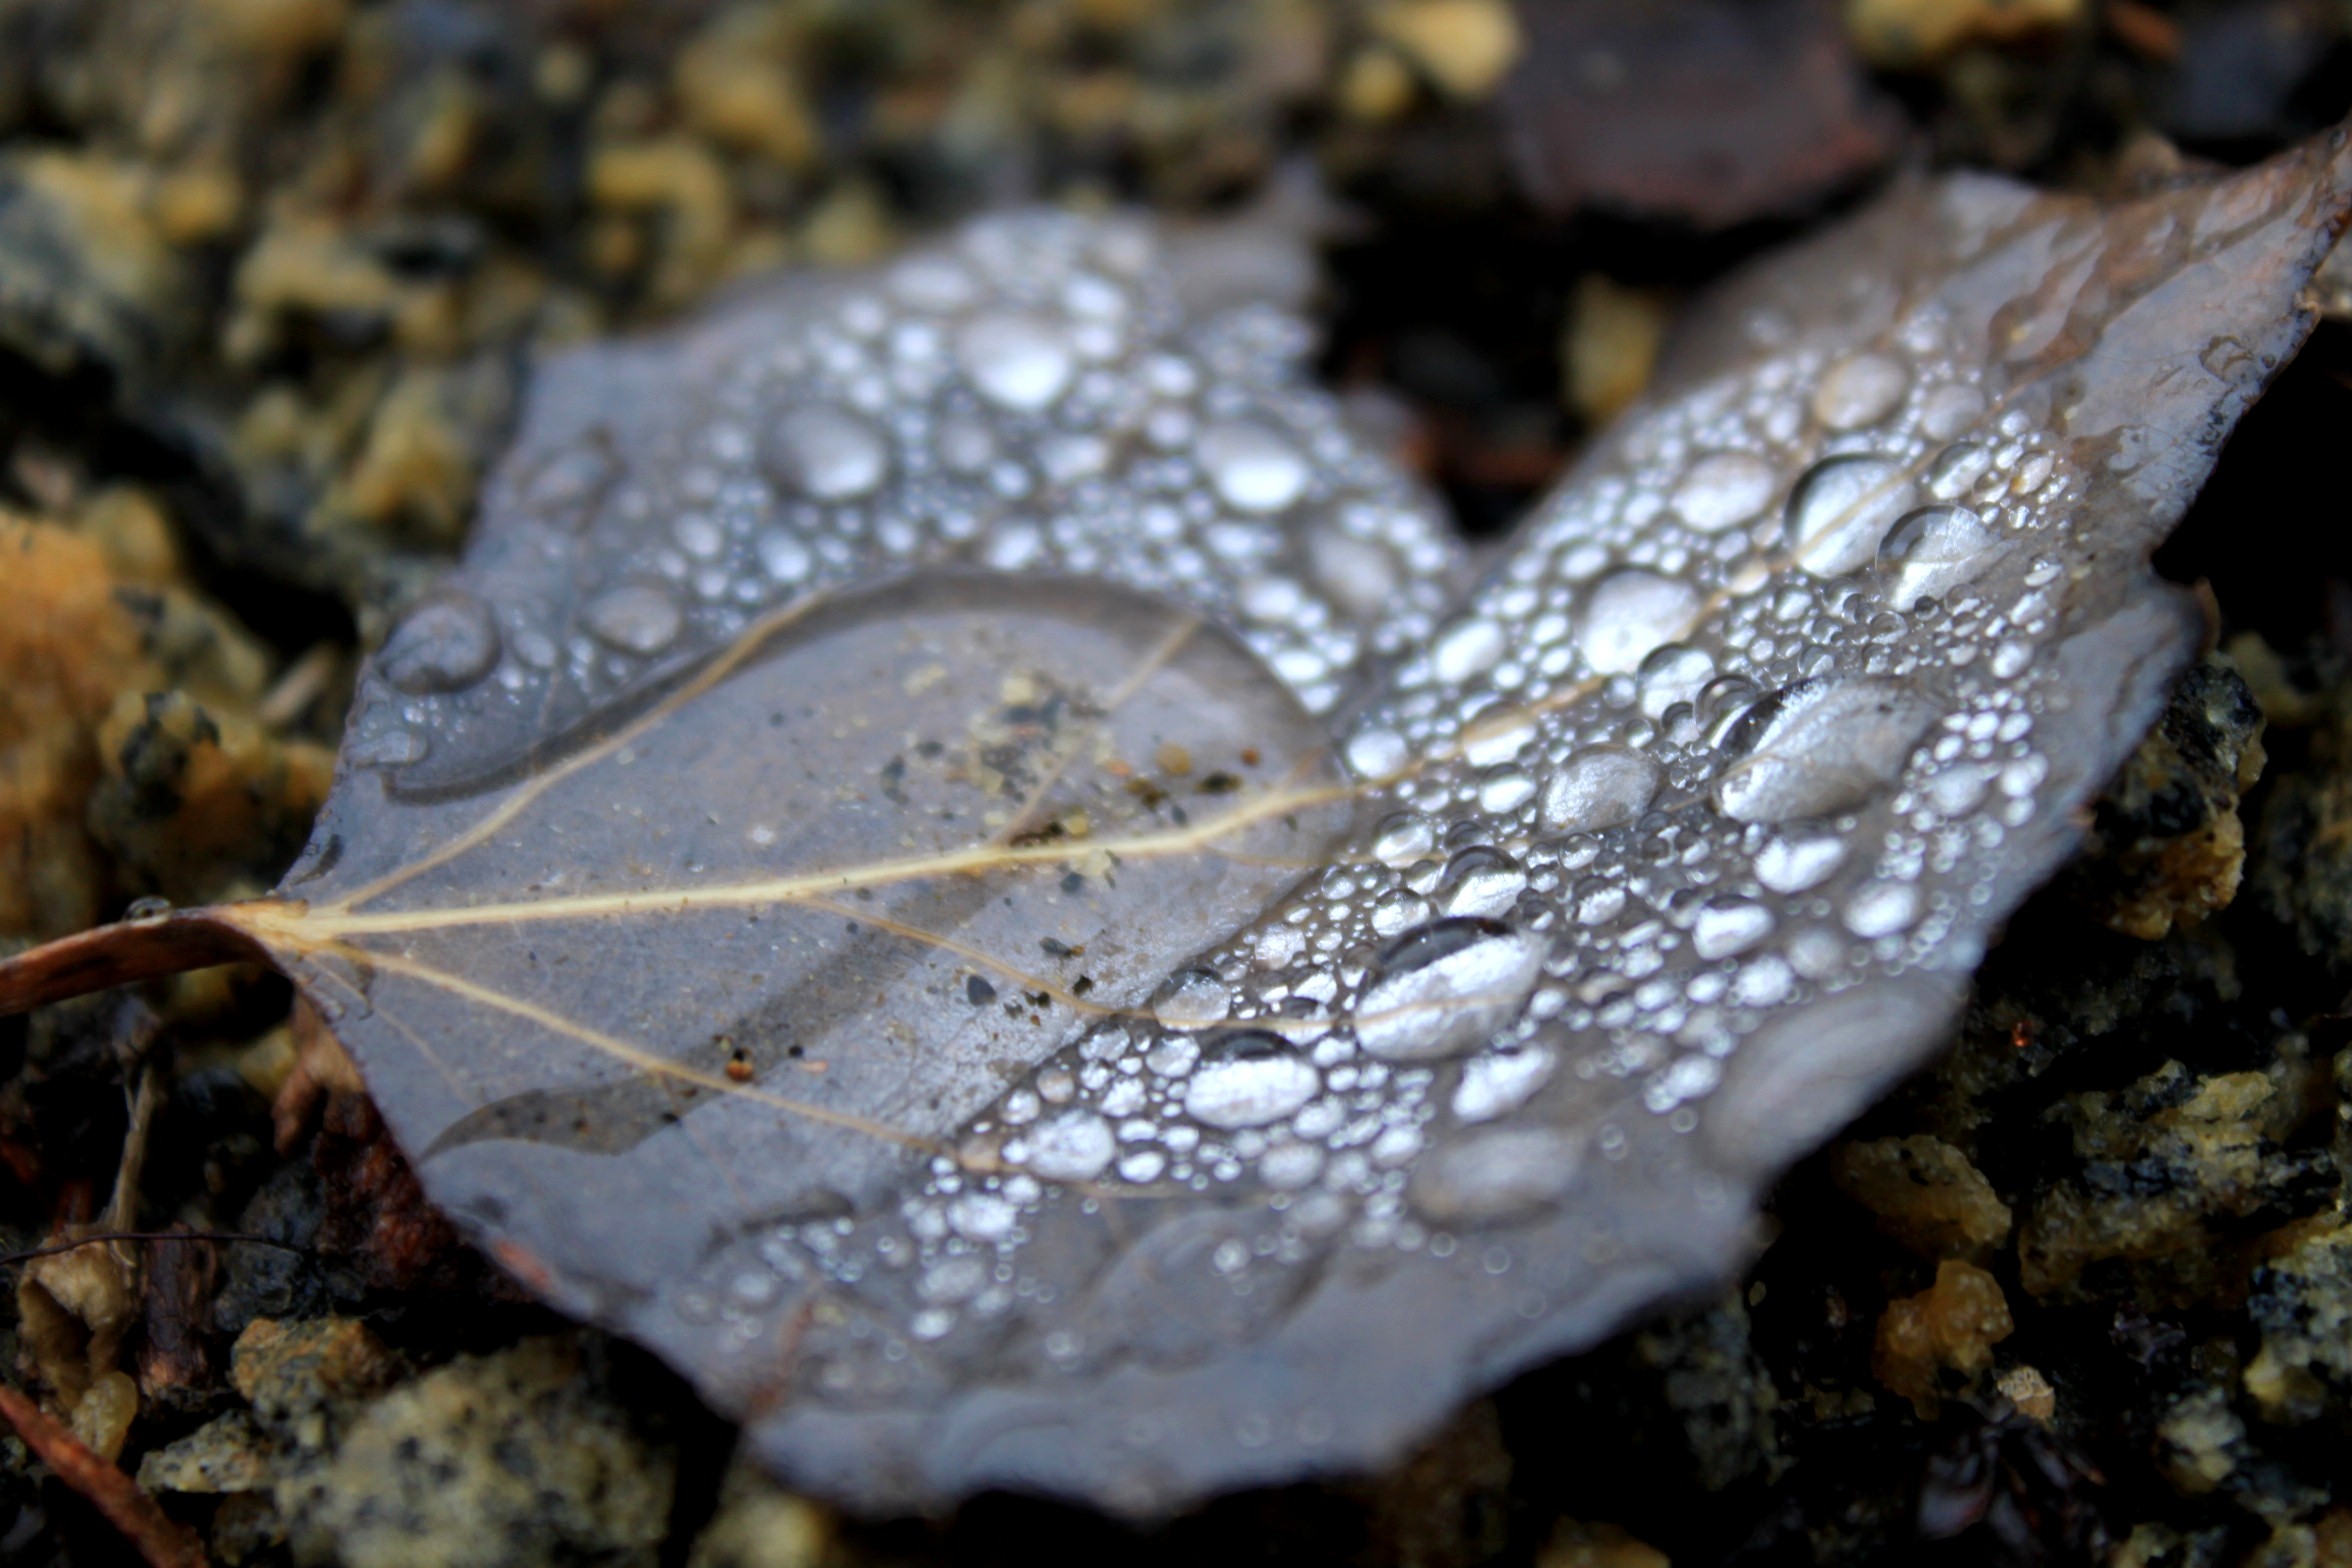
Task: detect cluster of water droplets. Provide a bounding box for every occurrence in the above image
[667,292,2094,1419]
[348,210,1463,778]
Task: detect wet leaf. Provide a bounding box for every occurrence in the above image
[5,136,2352,1518]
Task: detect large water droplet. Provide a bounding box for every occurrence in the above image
[1812,352,1911,431]
[1925,441,1993,500]
[1477,766,1537,814]
[1578,570,1701,674]
[1354,918,1548,1062]
[1451,1046,1556,1122]
[1670,451,1778,533]
[583,584,684,655]
[1372,811,1439,867]
[1539,747,1661,834]
[1877,505,1997,607]
[1636,643,1716,719]
[763,405,890,500]
[1198,420,1310,514]
[1784,455,1919,577]
[381,592,501,694]
[1155,969,1234,1031]
[1183,1033,1322,1129]
[1843,879,1921,938]
[957,313,1074,410]
[1717,677,1939,823]
[1408,1127,1580,1223]
[1022,1110,1116,1182]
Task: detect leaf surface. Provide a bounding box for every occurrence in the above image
[10,136,2352,1518]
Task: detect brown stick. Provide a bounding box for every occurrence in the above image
[0,913,267,1016]
[0,1382,208,1568]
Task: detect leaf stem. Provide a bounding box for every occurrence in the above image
[0,912,268,1016]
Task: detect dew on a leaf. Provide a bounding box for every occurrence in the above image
[2,135,2351,1522]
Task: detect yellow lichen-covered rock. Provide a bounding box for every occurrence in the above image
[1370,0,1524,100]
[1872,1259,2014,1417]
[1830,1134,2013,1261]
[675,5,823,170]
[686,1461,833,1568]
[1563,274,1669,427]
[588,134,739,308]
[2244,1223,2352,1425]
[1538,1519,1672,1568]
[1845,0,2083,69]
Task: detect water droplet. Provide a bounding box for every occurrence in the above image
[1692,898,1776,960]
[381,592,501,694]
[1477,766,1537,814]
[1670,451,1778,533]
[1925,441,1993,500]
[1812,352,1911,430]
[1843,879,1921,938]
[761,405,890,502]
[1408,1127,1580,1223]
[756,531,813,584]
[1784,455,1919,577]
[1306,528,1399,619]
[1372,811,1440,867]
[1430,617,1507,683]
[1452,1047,1556,1122]
[957,313,1074,410]
[1198,420,1310,514]
[1539,747,1661,834]
[1437,847,1526,918]
[583,584,684,655]
[1183,1033,1321,1129]
[1460,709,1537,766]
[1755,834,1847,893]
[1355,918,1548,1062]
[351,726,429,767]
[1918,382,1987,441]
[1022,1110,1116,1182]
[1154,970,1233,1032]
[1877,505,1997,607]
[1716,677,1939,823]
[1578,570,1700,675]
[1346,727,1410,779]
[1636,644,1716,719]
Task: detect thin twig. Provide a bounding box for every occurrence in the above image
[0,1382,208,1568]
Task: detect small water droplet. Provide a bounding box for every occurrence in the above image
[1430,617,1507,683]
[1755,834,1847,893]
[1372,811,1440,867]
[381,592,501,694]
[1460,709,1537,766]
[1477,766,1537,814]
[1154,969,1233,1032]
[1183,1033,1322,1129]
[1437,847,1526,918]
[1198,420,1310,514]
[1408,1127,1580,1223]
[1578,571,1701,674]
[1784,454,1919,577]
[1539,747,1662,834]
[1692,897,1776,960]
[1451,1046,1556,1123]
[1346,727,1410,779]
[1843,879,1921,938]
[1812,352,1911,430]
[1021,1110,1116,1182]
[351,726,430,768]
[1670,451,1778,533]
[958,313,1074,410]
[763,405,890,500]
[583,584,684,655]
[1877,505,1997,607]
[1925,441,1993,500]
[1717,677,1939,823]
[1636,643,1716,719]
[1306,528,1399,619]
[1355,918,1548,1062]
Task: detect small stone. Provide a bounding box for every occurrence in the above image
[1829,1134,2012,1260]
[1872,1259,2014,1417]
[1372,0,1526,99]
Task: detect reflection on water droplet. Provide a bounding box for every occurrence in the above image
[1539,747,1661,834]
[1878,505,1997,607]
[1430,617,1507,683]
[958,313,1074,410]
[1183,1033,1321,1128]
[1155,969,1233,1031]
[1355,918,1547,1061]
[1692,897,1776,960]
[1409,1126,1580,1223]
[1717,676,1939,823]
[1671,451,1778,533]
[1438,847,1526,918]
[381,592,501,694]
[583,584,684,654]
[764,405,890,500]
[1372,811,1439,867]
[1636,643,1716,719]
[1812,352,1911,430]
[1755,834,1847,893]
[1199,420,1310,514]
[1785,455,1918,577]
[1579,571,1701,674]
[1023,1110,1116,1182]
